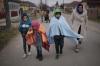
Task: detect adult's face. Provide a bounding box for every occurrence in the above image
[78,6,83,12]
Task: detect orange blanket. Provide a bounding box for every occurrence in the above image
[26,28,34,45]
[26,24,49,51]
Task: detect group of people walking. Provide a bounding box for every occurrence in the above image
[18,3,87,61]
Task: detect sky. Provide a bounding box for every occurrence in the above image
[23,0,82,6]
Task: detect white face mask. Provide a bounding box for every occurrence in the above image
[55,14,61,19]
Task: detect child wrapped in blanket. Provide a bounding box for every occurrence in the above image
[26,20,49,61]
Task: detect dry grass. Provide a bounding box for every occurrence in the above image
[0,27,19,51]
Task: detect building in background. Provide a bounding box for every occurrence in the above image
[0,0,20,23]
[19,1,36,12]
[83,0,100,19]
[8,1,20,22]
[0,0,36,23]
[0,0,5,19]
[63,1,80,13]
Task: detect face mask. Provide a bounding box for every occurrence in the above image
[55,14,61,19]
[55,12,61,19]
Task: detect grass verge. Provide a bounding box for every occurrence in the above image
[89,18,100,23]
[0,27,19,51]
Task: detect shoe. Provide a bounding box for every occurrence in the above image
[74,48,79,53]
[79,40,82,44]
[55,54,59,59]
[60,50,63,54]
[27,52,31,56]
[38,56,43,61]
[22,54,27,58]
[36,55,39,59]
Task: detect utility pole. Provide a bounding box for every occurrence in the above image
[45,0,47,9]
[45,0,47,6]
[4,0,11,30]
[63,0,64,9]
[40,0,42,10]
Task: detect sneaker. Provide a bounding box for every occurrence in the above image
[27,52,31,56]
[22,54,27,58]
[36,55,39,59]
[74,48,79,53]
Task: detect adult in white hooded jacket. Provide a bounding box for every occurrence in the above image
[71,3,88,52]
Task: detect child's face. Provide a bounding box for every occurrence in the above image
[23,16,28,21]
[55,12,61,19]
[32,27,37,32]
[55,14,61,18]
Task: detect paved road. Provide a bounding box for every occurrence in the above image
[0,14,100,66]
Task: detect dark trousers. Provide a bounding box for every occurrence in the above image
[77,25,81,41]
[21,33,31,54]
[36,46,42,58]
[45,15,50,23]
[41,16,44,22]
[54,36,64,54]
[36,32,43,58]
